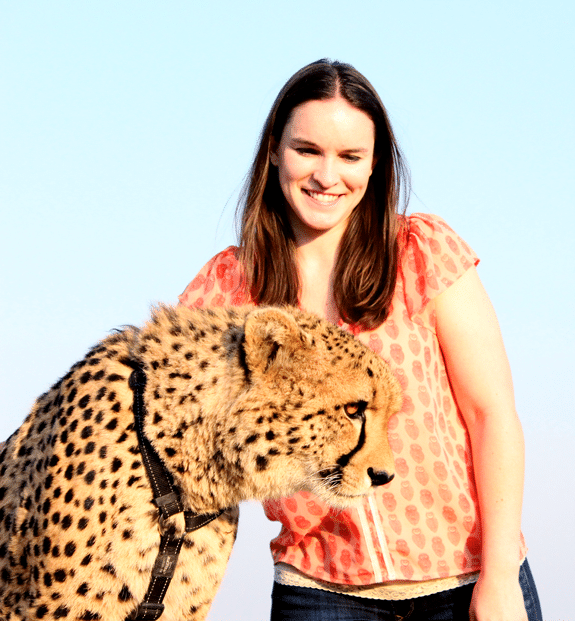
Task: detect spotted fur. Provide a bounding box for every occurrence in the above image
[0,305,402,620]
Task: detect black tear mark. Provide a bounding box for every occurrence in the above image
[336,416,366,469]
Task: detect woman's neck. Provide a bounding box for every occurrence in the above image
[293,226,343,324]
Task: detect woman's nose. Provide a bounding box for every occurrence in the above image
[312,157,339,188]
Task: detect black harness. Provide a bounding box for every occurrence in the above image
[127,365,224,621]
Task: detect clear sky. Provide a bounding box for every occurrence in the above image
[1,2,573,619]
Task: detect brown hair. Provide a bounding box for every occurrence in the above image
[237,59,410,329]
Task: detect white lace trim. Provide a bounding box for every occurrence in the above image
[274,562,480,601]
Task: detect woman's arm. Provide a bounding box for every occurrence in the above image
[435,266,527,621]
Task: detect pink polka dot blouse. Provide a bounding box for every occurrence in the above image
[178,213,527,585]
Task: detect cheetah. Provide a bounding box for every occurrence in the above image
[0,305,402,621]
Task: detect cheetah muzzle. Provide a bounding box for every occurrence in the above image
[0,305,402,620]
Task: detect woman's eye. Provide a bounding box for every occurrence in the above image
[344,401,367,420]
[295,147,318,155]
[342,154,361,162]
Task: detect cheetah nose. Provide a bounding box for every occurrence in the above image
[368,468,395,486]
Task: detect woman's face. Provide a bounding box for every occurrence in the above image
[270,96,376,242]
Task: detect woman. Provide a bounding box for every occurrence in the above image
[179,60,542,621]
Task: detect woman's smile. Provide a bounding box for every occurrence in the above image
[303,188,344,206]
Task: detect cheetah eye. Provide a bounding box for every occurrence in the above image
[343,401,367,420]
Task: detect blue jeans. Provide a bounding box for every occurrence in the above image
[270,559,542,620]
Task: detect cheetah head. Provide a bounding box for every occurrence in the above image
[222,307,402,509]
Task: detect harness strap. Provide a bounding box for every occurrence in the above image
[127,365,224,621]
[129,367,183,521]
[130,530,185,621]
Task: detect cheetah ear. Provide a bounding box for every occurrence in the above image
[243,308,308,376]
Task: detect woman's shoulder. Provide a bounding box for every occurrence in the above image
[398,212,477,268]
[400,212,469,242]
[396,213,479,316]
[178,246,246,309]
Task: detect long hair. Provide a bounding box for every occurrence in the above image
[237,59,410,329]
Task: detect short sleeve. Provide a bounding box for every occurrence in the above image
[178,246,248,309]
[398,213,479,317]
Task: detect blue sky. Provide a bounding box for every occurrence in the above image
[1,2,573,619]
